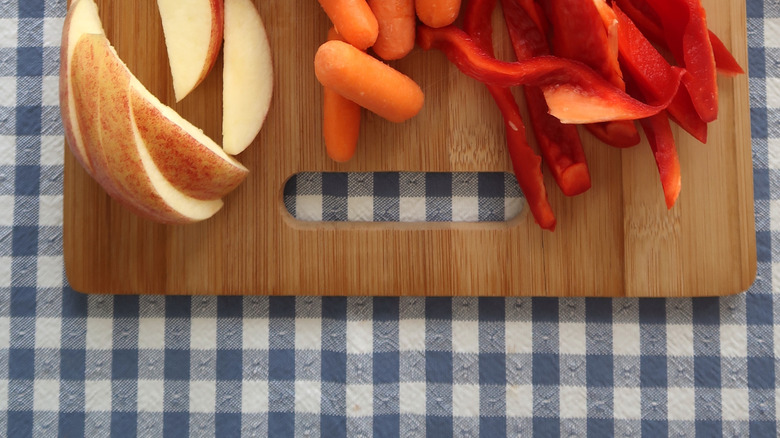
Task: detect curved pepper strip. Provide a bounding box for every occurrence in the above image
[613,4,708,143]
[614,0,744,76]
[502,0,591,196]
[415,25,682,124]
[462,0,556,230]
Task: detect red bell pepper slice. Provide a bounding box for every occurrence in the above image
[709,31,745,76]
[462,0,556,230]
[415,25,682,124]
[613,4,707,143]
[501,0,591,196]
[539,0,640,148]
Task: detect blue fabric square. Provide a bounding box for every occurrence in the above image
[217,350,243,381]
[425,297,451,320]
[746,294,773,325]
[164,296,191,318]
[10,287,36,316]
[532,354,559,385]
[694,356,721,388]
[480,417,504,437]
[269,349,295,381]
[374,414,400,438]
[216,413,241,437]
[425,173,452,197]
[217,297,243,318]
[111,412,137,438]
[587,355,613,387]
[320,414,346,437]
[112,350,138,380]
[747,357,775,389]
[113,296,139,318]
[478,298,504,321]
[585,298,612,323]
[695,420,721,438]
[642,420,668,437]
[756,231,771,261]
[15,165,39,196]
[532,298,558,322]
[15,105,41,137]
[61,286,88,317]
[639,299,666,324]
[9,348,34,380]
[60,349,86,381]
[164,350,190,380]
[59,412,85,438]
[479,354,505,385]
[19,0,44,17]
[270,297,296,319]
[373,352,399,384]
[751,108,767,139]
[268,412,295,438]
[750,421,776,437]
[323,297,347,320]
[749,47,766,77]
[8,411,33,438]
[12,227,37,256]
[17,47,42,76]
[322,351,346,382]
[374,297,399,321]
[426,351,452,383]
[322,173,348,197]
[374,172,400,197]
[588,418,613,437]
[163,412,189,438]
[533,418,560,437]
[478,173,504,198]
[426,416,453,437]
[692,298,721,325]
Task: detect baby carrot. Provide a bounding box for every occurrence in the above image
[368,0,416,60]
[415,0,460,28]
[323,28,362,162]
[317,0,378,50]
[314,40,424,123]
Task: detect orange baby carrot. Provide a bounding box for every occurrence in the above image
[314,40,424,123]
[415,0,461,28]
[323,28,362,162]
[317,0,378,50]
[368,0,416,60]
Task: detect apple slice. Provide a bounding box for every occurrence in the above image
[157,0,224,102]
[60,0,105,175]
[222,0,273,155]
[71,33,224,223]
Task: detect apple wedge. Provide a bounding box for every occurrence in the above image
[71,33,224,223]
[157,0,224,102]
[222,0,273,155]
[60,0,104,175]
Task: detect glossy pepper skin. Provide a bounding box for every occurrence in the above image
[462,0,556,230]
[415,25,682,124]
[502,0,591,196]
[613,4,707,143]
[539,0,640,148]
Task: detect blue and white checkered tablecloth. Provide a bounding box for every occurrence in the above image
[1,0,778,436]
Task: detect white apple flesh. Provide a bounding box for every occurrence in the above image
[156,0,224,102]
[222,0,273,155]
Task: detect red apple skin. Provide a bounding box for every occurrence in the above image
[202,0,224,87]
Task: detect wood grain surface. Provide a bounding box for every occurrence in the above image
[63,0,756,296]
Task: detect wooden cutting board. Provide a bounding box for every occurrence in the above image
[63,0,755,296]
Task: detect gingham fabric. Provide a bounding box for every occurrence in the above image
[0,0,778,436]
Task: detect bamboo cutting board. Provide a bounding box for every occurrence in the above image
[63,0,755,296]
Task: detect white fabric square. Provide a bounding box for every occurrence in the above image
[295,380,321,414]
[346,320,373,355]
[559,323,586,355]
[720,324,748,358]
[721,388,749,421]
[0,380,7,411]
[35,317,61,349]
[85,380,112,412]
[86,318,113,350]
[452,321,479,353]
[38,196,63,227]
[559,386,588,419]
[41,76,59,106]
[613,324,641,356]
[0,258,10,288]
[505,196,523,220]
[43,17,64,47]
[0,318,8,349]
[243,318,269,350]
[296,196,323,221]
[36,255,63,288]
[451,197,478,222]
[346,384,373,417]
[775,325,780,359]
[452,384,480,417]
[667,387,695,421]
[771,200,780,229]
[399,319,425,351]
[766,19,780,48]
[190,318,217,350]
[0,77,15,107]
[347,196,373,221]
[0,19,17,48]
[0,197,13,227]
[0,137,14,166]
[242,381,269,413]
[399,197,426,222]
[667,324,695,357]
[768,78,780,108]
[33,379,59,412]
[506,384,533,418]
[137,380,164,412]
[137,318,165,349]
[613,387,641,419]
[505,321,533,354]
[40,136,64,166]
[399,382,426,415]
[295,318,322,351]
[189,381,216,413]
